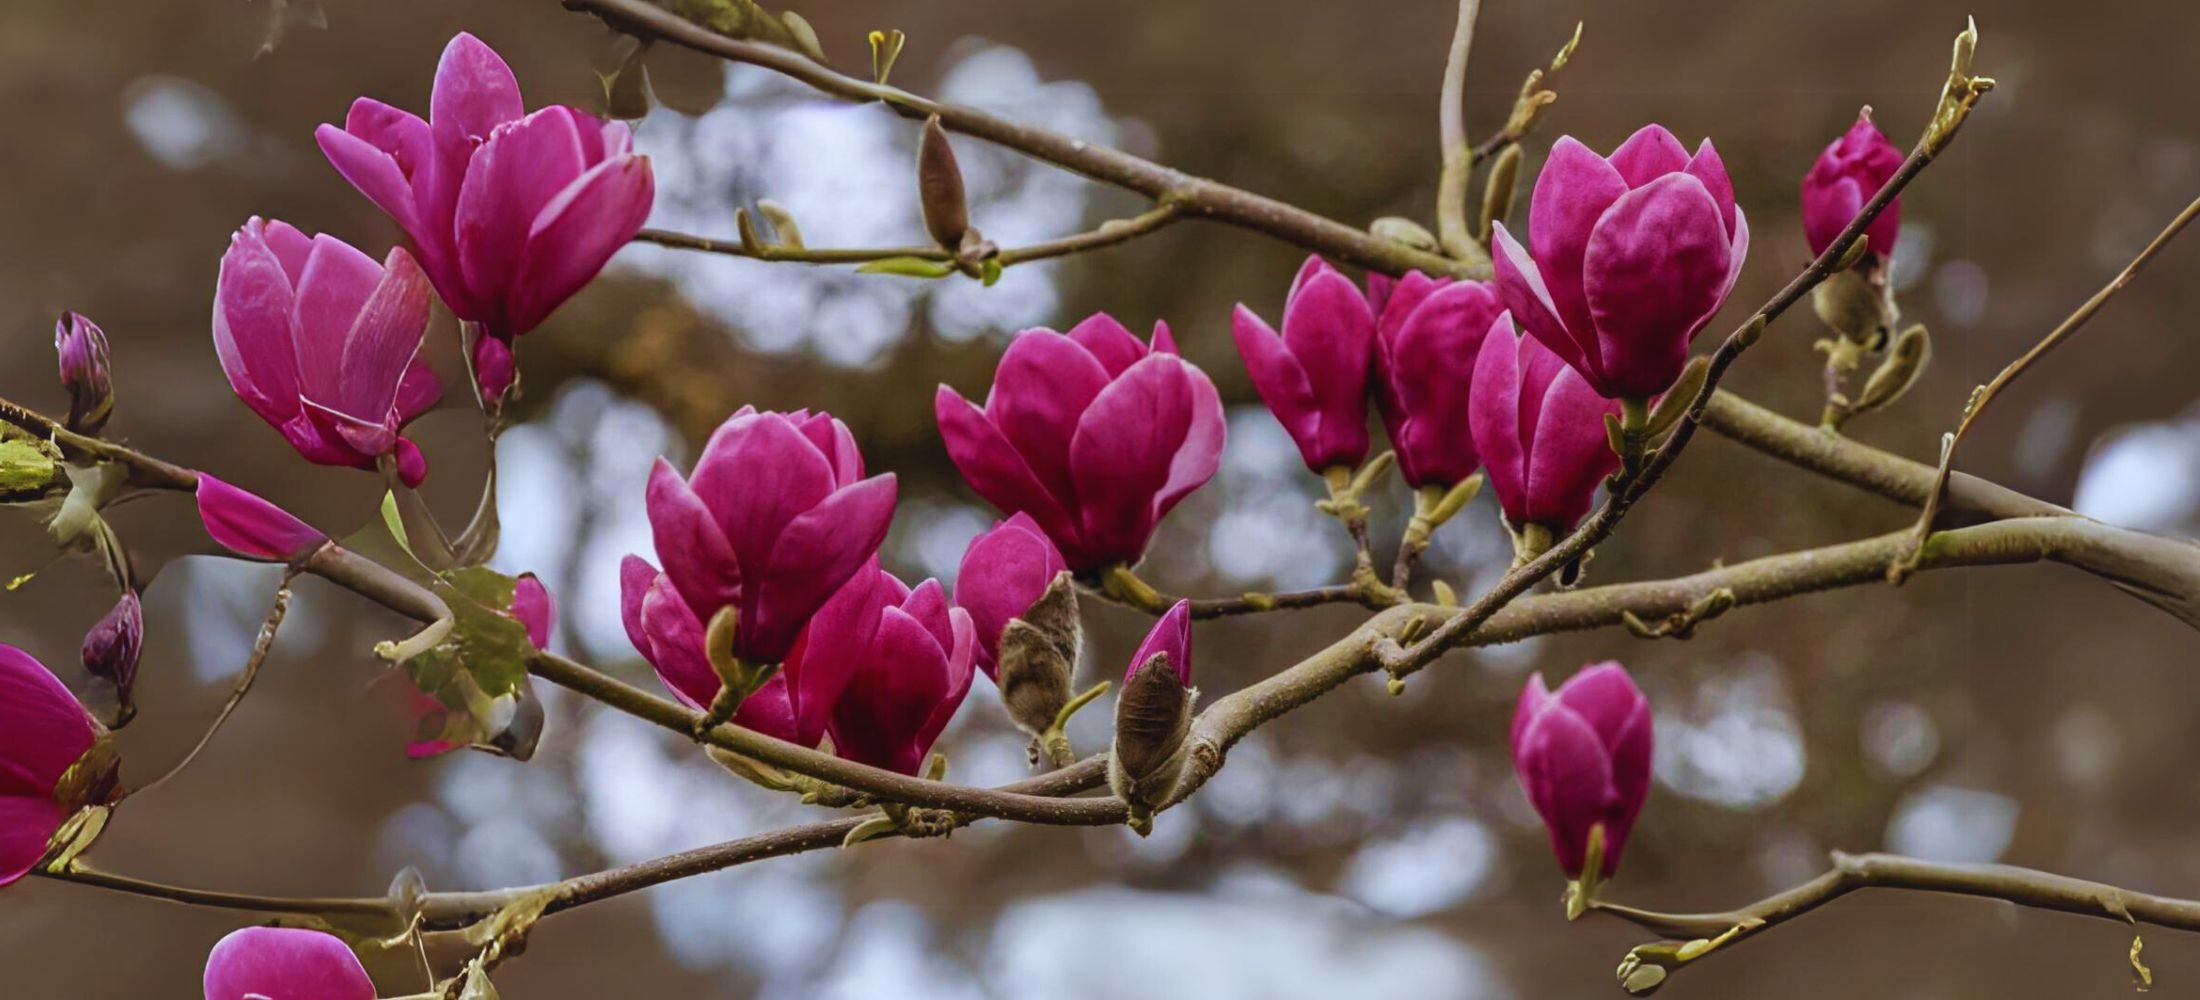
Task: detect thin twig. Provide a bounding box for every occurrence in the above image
[128,578,294,798]
[638,203,1182,269]
[1435,0,1486,261]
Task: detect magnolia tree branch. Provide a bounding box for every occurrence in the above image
[1588,851,2197,992]
[636,202,1183,269]
[1434,0,1486,262]
[559,0,1478,279]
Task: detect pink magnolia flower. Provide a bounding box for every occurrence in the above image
[214,217,439,486]
[1230,256,1376,472]
[1492,125,1749,400]
[936,314,1225,573]
[1,644,119,886]
[316,32,655,400]
[1368,271,1505,488]
[203,927,375,1000]
[625,554,895,750]
[1510,662,1653,878]
[195,474,327,562]
[81,591,143,711]
[621,408,896,676]
[1801,109,1904,260]
[1125,598,1192,686]
[827,575,979,775]
[954,512,1069,679]
[1468,316,1622,533]
[54,312,112,435]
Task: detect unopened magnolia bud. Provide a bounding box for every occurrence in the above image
[1107,602,1194,834]
[82,591,143,723]
[54,312,113,436]
[917,115,972,251]
[996,571,1080,737]
[1810,264,1897,347]
[1369,216,1439,251]
[1851,324,1932,417]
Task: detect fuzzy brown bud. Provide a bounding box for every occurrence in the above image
[996,572,1080,738]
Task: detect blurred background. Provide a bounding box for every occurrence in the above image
[4,0,2200,996]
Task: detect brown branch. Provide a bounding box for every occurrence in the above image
[0,398,197,491]
[1590,851,2200,993]
[560,0,1478,280]
[637,202,1182,269]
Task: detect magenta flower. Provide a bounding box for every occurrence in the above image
[621,408,896,677]
[1491,125,1749,401]
[54,312,112,435]
[1125,598,1192,686]
[1,644,119,887]
[195,474,327,562]
[1468,317,1622,533]
[937,314,1225,573]
[316,32,655,400]
[1368,271,1506,488]
[624,555,895,749]
[827,575,979,775]
[1230,256,1376,472]
[955,512,1069,680]
[214,217,439,486]
[1801,109,1904,260]
[81,591,144,712]
[1510,662,1653,878]
[510,574,555,650]
[203,927,375,1000]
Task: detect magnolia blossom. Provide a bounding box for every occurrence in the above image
[214,218,439,485]
[195,474,327,562]
[316,32,654,399]
[1,644,119,886]
[202,927,375,1000]
[1468,317,1624,534]
[54,312,112,435]
[1369,271,1506,488]
[1492,124,1749,400]
[1230,256,1377,472]
[954,512,1069,679]
[1801,109,1905,259]
[826,576,978,775]
[1510,662,1653,878]
[937,314,1225,573]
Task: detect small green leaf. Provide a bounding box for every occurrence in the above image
[380,491,413,559]
[857,256,956,279]
[980,257,1004,287]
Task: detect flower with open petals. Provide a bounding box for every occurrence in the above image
[1491,125,1749,400]
[1510,662,1652,878]
[203,927,374,1000]
[215,218,439,485]
[316,32,654,400]
[619,408,896,722]
[1230,256,1376,473]
[937,314,1225,573]
[1,644,119,887]
[1369,271,1505,488]
[827,575,978,775]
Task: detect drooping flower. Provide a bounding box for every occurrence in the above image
[954,512,1070,679]
[827,576,979,776]
[213,217,439,486]
[81,591,144,716]
[53,312,113,436]
[1230,256,1377,473]
[936,314,1225,573]
[1107,600,1195,833]
[202,927,375,1000]
[1467,316,1623,537]
[1368,271,1506,488]
[1,644,120,887]
[316,32,655,400]
[195,474,327,562]
[1510,662,1653,878]
[1801,109,1905,260]
[619,407,896,697]
[1491,125,1749,401]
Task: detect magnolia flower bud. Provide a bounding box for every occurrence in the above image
[53,312,113,436]
[1107,601,1195,834]
[1231,257,1378,473]
[995,571,1081,738]
[82,591,144,723]
[1511,662,1652,880]
[917,115,972,252]
[1809,262,1899,347]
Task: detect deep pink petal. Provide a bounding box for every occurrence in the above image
[1582,173,1732,399]
[1276,267,1375,468]
[508,152,655,335]
[288,235,386,411]
[644,458,742,623]
[0,796,65,887]
[936,386,1086,566]
[0,646,95,797]
[430,32,523,143]
[1521,364,1622,529]
[1514,702,1617,877]
[1153,357,1226,525]
[1525,137,1630,355]
[1126,599,1192,684]
[781,561,891,745]
[1489,222,1596,390]
[212,219,303,428]
[639,571,716,709]
[1607,124,1690,188]
[1230,304,1321,461]
[1683,138,1737,234]
[1509,672,1554,762]
[688,413,837,577]
[1063,313,1148,377]
[203,927,375,1000]
[1467,316,1530,523]
[955,513,1067,677]
[1385,282,1503,487]
[510,575,555,650]
[454,108,590,325]
[196,475,325,562]
[315,122,418,234]
[749,475,897,663]
[986,329,1115,503]
[1067,356,1194,566]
